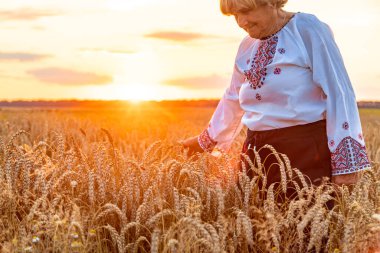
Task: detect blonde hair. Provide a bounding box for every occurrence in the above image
[220,0,288,15]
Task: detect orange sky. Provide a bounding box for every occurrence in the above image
[1,0,379,101]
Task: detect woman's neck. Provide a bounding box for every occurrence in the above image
[259,9,293,40]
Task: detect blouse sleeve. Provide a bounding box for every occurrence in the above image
[300,15,371,176]
[197,41,247,153]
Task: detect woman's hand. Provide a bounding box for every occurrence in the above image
[179,136,204,156]
[332,172,360,186]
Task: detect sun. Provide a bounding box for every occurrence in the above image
[111,83,159,101]
[129,98,142,104]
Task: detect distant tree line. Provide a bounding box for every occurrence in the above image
[0,100,378,109]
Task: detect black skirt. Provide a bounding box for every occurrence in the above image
[240,120,332,194]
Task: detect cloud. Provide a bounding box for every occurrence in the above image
[80,48,137,54]
[0,8,63,21]
[31,25,46,31]
[0,52,51,62]
[0,74,25,80]
[27,67,113,86]
[164,74,229,89]
[144,31,218,42]
[0,70,16,79]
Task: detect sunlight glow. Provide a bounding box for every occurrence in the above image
[111,83,161,101]
[105,0,157,11]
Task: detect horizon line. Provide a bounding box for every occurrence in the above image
[0,98,379,103]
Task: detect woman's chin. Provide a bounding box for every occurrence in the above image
[248,33,259,39]
[247,30,261,39]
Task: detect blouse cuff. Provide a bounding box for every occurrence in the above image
[198,129,217,153]
[331,136,371,175]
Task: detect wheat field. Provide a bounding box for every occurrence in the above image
[0,105,379,253]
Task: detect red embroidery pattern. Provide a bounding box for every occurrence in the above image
[255,93,262,101]
[359,133,363,140]
[278,48,286,54]
[331,136,370,175]
[274,67,281,75]
[342,122,349,130]
[329,140,335,147]
[198,129,217,152]
[244,36,278,90]
[246,59,250,64]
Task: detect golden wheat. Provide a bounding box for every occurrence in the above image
[0,107,379,252]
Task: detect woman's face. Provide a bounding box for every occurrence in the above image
[232,5,277,39]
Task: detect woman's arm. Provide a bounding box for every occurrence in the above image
[181,63,245,154]
[299,15,371,183]
[180,37,252,155]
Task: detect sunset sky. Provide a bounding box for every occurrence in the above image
[1,0,379,101]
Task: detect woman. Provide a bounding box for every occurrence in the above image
[181,0,371,187]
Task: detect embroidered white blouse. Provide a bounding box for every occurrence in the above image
[198,13,371,176]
